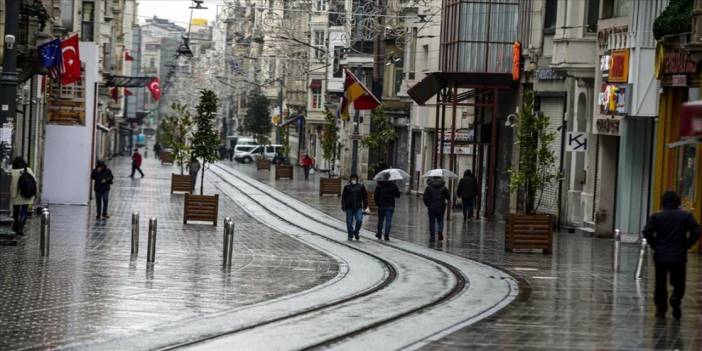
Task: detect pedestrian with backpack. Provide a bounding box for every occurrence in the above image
[130,148,144,178]
[91,160,114,220]
[10,157,37,235]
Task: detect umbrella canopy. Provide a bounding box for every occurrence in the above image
[422,168,459,178]
[374,168,410,181]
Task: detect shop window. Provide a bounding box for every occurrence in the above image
[677,145,698,209]
[311,88,322,109]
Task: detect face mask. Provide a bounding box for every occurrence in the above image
[351,180,357,185]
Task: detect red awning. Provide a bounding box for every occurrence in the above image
[680,101,702,138]
[309,79,322,89]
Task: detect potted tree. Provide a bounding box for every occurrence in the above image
[184,90,220,225]
[361,108,396,211]
[161,103,194,193]
[319,109,342,196]
[243,94,274,171]
[507,90,558,254]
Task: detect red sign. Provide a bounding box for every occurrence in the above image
[663,49,697,75]
[512,41,521,81]
[680,101,702,138]
[608,50,629,83]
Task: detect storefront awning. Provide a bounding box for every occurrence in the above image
[309,79,322,89]
[407,72,515,105]
[103,75,156,87]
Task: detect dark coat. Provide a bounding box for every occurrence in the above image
[643,209,700,263]
[91,164,114,193]
[423,178,450,213]
[374,181,400,208]
[342,183,368,211]
[457,174,478,199]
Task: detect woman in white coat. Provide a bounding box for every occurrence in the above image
[10,157,36,235]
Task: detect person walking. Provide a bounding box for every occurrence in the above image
[341,174,368,241]
[10,157,37,235]
[130,148,144,178]
[153,142,162,160]
[188,157,201,193]
[423,176,450,242]
[302,154,314,180]
[91,160,114,219]
[457,170,478,221]
[643,191,700,320]
[374,173,400,241]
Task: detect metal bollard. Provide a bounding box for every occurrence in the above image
[147,218,157,263]
[635,238,647,280]
[613,229,621,272]
[131,212,139,255]
[223,218,234,267]
[40,208,50,256]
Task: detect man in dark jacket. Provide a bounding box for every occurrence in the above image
[457,170,478,221]
[374,174,401,241]
[423,177,450,242]
[341,174,368,241]
[643,191,700,320]
[91,160,114,219]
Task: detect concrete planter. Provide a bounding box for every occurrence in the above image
[183,193,219,226]
[505,214,553,254]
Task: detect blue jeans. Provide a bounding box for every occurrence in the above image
[95,190,109,216]
[377,207,394,236]
[345,209,363,237]
[461,197,475,219]
[428,210,444,238]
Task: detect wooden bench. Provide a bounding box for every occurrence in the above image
[171,174,193,194]
[184,193,219,226]
[256,159,272,171]
[275,164,294,180]
[319,177,341,196]
[160,152,174,164]
[505,214,553,254]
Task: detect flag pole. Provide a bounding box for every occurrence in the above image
[350,65,361,176]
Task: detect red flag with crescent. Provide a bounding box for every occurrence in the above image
[60,35,81,85]
[147,77,161,101]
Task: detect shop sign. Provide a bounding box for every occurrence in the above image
[672,74,688,87]
[680,101,702,138]
[536,69,565,81]
[594,116,621,136]
[441,129,474,142]
[438,143,474,155]
[512,41,521,81]
[598,84,630,115]
[657,47,698,77]
[608,50,629,83]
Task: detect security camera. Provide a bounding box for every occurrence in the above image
[5,34,15,49]
[505,113,518,128]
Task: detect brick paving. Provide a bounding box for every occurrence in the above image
[0,157,339,351]
[230,161,702,350]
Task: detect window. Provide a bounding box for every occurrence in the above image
[313,30,325,61]
[81,2,95,41]
[149,57,156,68]
[586,0,599,33]
[315,0,327,12]
[394,66,403,95]
[543,0,557,34]
[602,0,631,19]
[61,0,74,31]
[408,28,417,76]
[333,46,343,78]
[311,88,322,109]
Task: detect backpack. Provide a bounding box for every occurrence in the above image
[18,168,37,199]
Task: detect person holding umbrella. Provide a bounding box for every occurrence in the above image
[373,172,401,241]
[422,169,455,242]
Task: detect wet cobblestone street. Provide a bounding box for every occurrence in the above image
[0,158,339,350]
[231,162,702,350]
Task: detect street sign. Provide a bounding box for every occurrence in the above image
[566,132,587,152]
[351,134,363,141]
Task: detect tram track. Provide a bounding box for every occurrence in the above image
[163,165,468,350]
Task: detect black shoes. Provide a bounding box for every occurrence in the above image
[429,236,435,243]
[673,307,682,320]
[354,233,360,241]
[348,235,353,241]
[375,232,382,239]
[96,215,101,220]
[384,236,389,241]
[438,233,444,241]
[102,215,110,219]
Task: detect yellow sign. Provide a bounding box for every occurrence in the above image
[191,18,208,26]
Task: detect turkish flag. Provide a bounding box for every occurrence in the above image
[124,88,134,96]
[147,77,161,101]
[125,51,134,61]
[60,35,81,85]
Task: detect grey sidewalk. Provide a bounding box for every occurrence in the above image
[230,161,702,350]
[0,157,338,351]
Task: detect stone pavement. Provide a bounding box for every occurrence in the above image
[229,161,702,350]
[0,157,339,351]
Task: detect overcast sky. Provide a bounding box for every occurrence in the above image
[137,0,220,27]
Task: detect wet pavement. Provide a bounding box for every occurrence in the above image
[229,161,702,350]
[0,157,339,351]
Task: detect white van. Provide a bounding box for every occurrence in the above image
[235,144,283,163]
